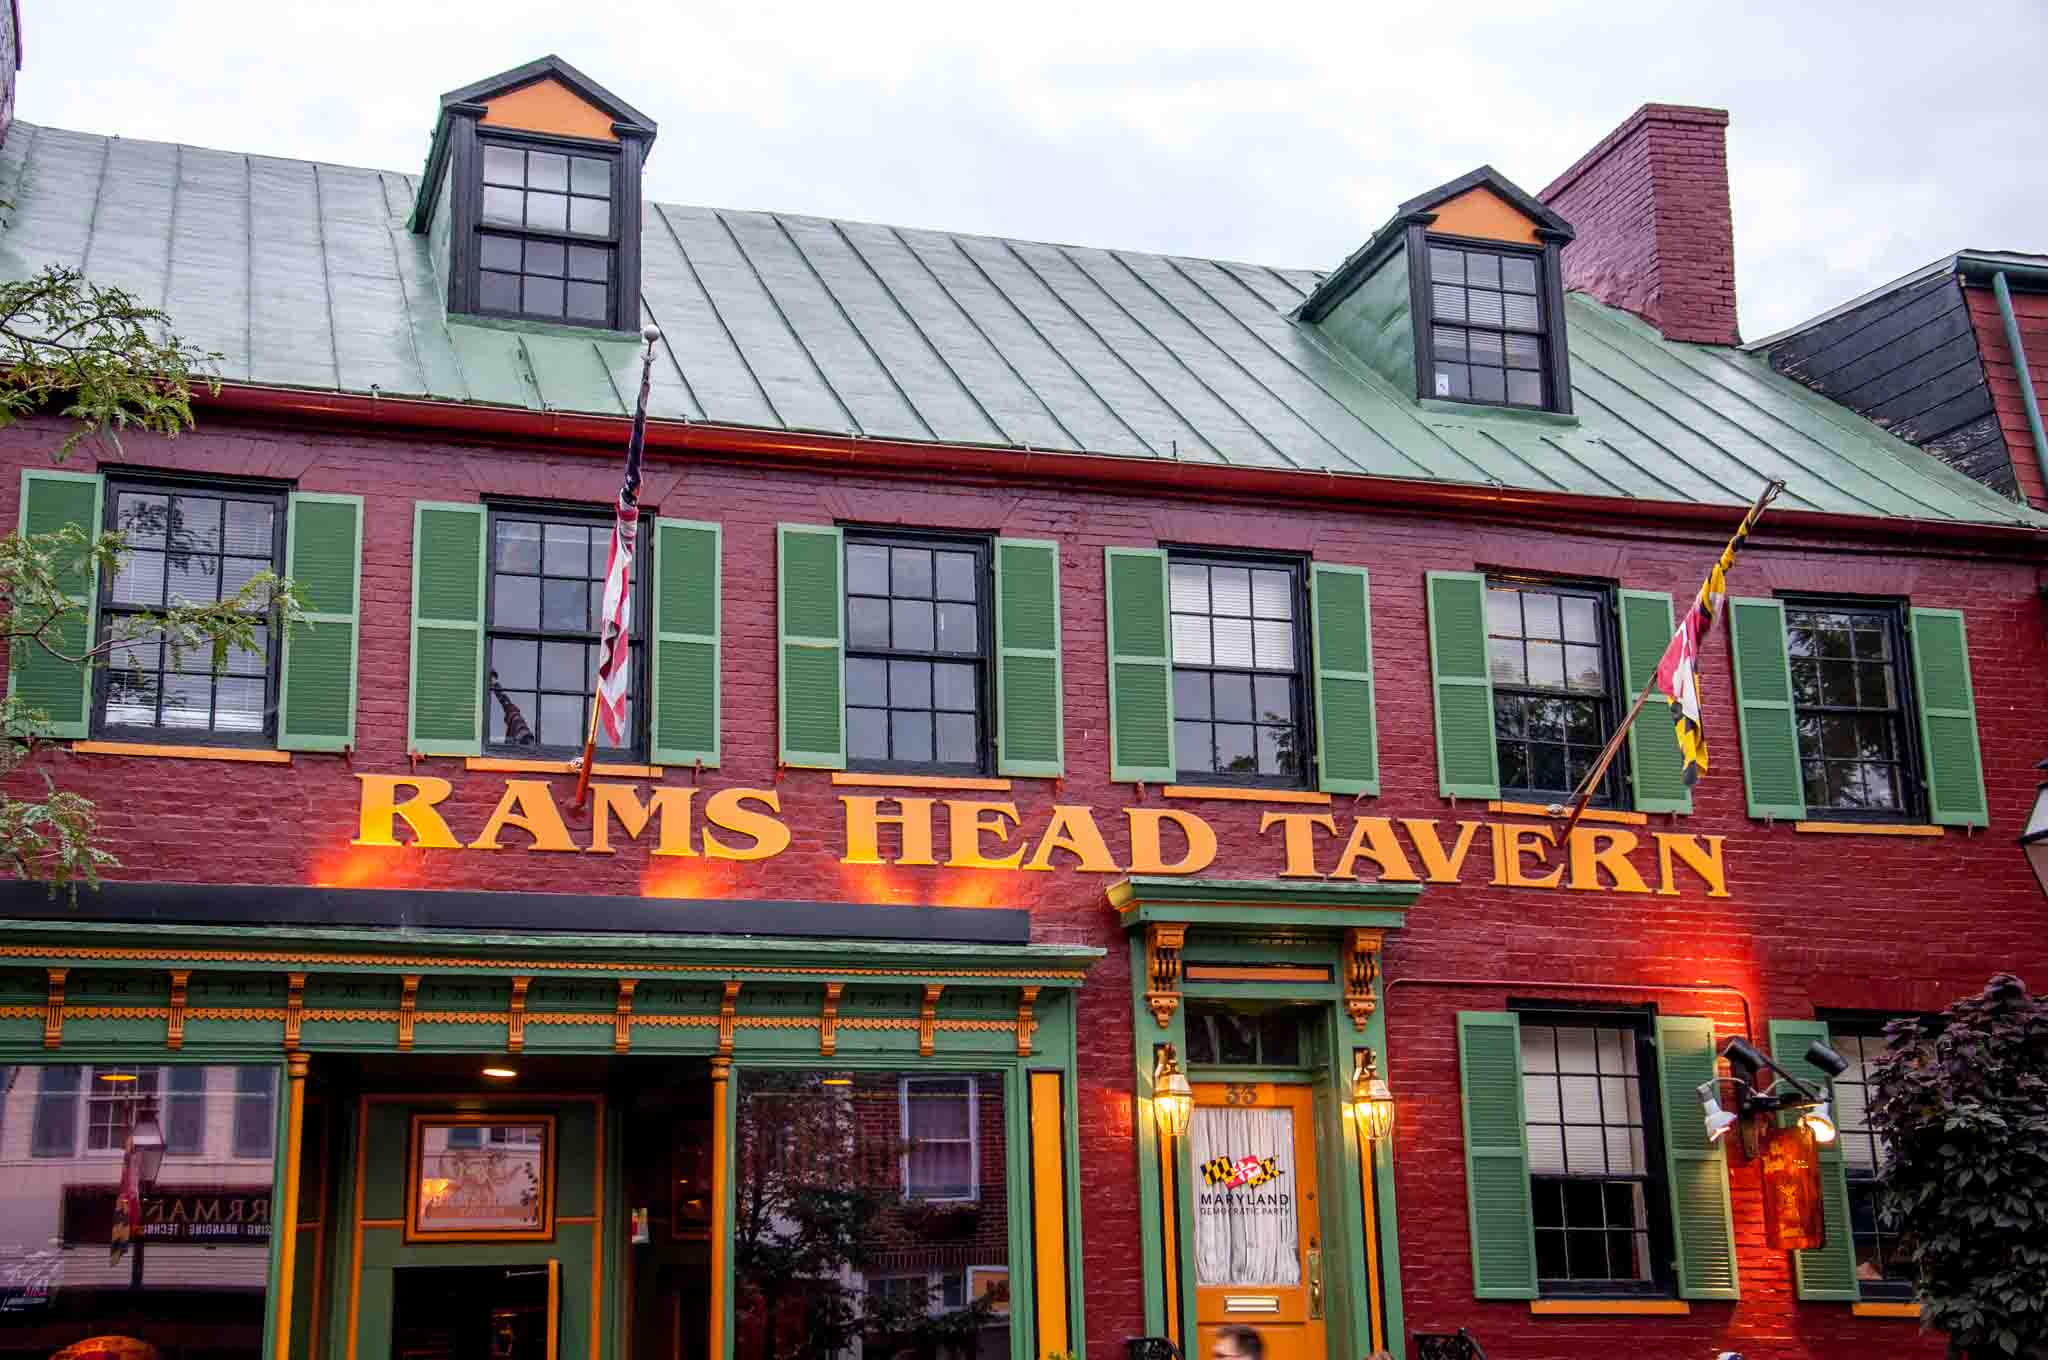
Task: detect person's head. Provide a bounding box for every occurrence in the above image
[1212,1325,1264,1360]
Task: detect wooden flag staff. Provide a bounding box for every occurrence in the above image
[1548,478,1784,843]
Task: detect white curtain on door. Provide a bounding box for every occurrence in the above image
[1190,1105,1300,1286]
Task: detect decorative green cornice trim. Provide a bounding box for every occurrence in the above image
[1106,875,1420,933]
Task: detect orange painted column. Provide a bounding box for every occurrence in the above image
[271,1052,309,1360]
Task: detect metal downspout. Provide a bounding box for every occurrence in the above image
[1992,270,2048,499]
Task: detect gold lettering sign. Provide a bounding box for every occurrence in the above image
[343,775,1730,897]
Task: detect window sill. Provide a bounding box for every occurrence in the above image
[1164,785,1330,806]
[1851,1301,1921,1319]
[70,741,290,765]
[448,312,642,343]
[1529,1299,1690,1316]
[1490,800,1645,826]
[1418,397,1580,428]
[466,756,663,779]
[1793,821,1943,837]
[830,772,1013,793]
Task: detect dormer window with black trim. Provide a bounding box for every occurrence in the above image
[1427,241,1551,408]
[476,139,618,324]
[412,56,657,335]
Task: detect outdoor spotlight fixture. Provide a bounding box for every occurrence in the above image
[1705,1035,1841,1157]
[1152,1044,1193,1140]
[2024,758,2048,900]
[1695,1080,1738,1142]
[1351,1048,1396,1143]
[126,1108,166,1190]
[1800,1100,1839,1145]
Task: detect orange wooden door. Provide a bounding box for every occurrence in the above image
[1190,1083,1326,1360]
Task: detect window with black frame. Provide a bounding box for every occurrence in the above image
[1427,241,1552,409]
[1784,600,1920,819]
[1829,1025,1912,1297]
[844,534,990,774]
[1487,580,1624,803]
[1169,555,1307,784]
[485,507,643,757]
[1519,1016,1670,1293]
[96,478,284,743]
[476,138,618,326]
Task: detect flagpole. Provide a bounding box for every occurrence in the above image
[1549,478,1783,843]
[571,326,661,812]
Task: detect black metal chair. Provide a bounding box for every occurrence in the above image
[1413,1330,1489,1360]
[1125,1339,1184,1360]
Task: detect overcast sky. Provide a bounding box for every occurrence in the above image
[21,0,2048,340]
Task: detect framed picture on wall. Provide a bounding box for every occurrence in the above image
[405,1114,556,1243]
[670,1118,711,1240]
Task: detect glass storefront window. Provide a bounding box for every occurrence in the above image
[733,1069,1011,1360]
[0,1064,278,1359]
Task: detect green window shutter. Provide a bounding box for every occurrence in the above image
[278,493,362,753]
[1909,607,1987,827]
[1312,563,1378,796]
[778,524,844,769]
[1619,590,1691,814]
[407,501,485,756]
[1728,597,1805,820]
[995,537,1063,778]
[1427,571,1499,799]
[1456,1011,1537,1299]
[1656,1015,1740,1300]
[1104,547,1175,784]
[9,470,102,739]
[1769,1019,1860,1301]
[651,518,721,768]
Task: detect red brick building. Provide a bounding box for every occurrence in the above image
[0,53,2042,1360]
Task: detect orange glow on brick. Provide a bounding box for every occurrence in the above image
[927,872,1015,910]
[639,861,738,900]
[309,844,428,890]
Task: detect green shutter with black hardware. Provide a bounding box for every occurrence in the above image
[1770,1018,1860,1301]
[1619,590,1691,814]
[1428,571,1499,799]
[278,493,362,753]
[1456,1010,1537,1299]
[778,523,844,769]
[1312,563,1378,795]
[407,501,486,756]
[10,470,103,739]
[1908,607,1987,827]
[1104,547,1175,784]
[651,518,721,768]
[1728,596,1806,820]
[994,537,1063,778]
[1656,1015,1740,1299]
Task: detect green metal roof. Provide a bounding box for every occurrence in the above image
[1,121,2039,529]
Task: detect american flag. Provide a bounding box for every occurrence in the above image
[592,331,658,748]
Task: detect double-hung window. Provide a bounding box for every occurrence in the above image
[844,534,990,774]
[96,477,285,742]
[232,1067,276,1159]
[476,137,619,327]
[1519,1014,1672,1293]
[1169,554,1309,784]
[1486,579,1625,804]
[1427,241,1555,410]
[485,505,645,758]
[1784,599,1921,819]
[1829,1025,1911,1297]
[900,1076,977,1202]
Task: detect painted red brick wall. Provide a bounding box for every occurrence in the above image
[1542,104,1742,346]
[4,414,2046,1359]
[1965,279,2048,509]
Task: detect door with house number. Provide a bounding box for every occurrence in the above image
[1191,1083,1325,1360]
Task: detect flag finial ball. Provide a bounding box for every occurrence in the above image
[641,325,662,344]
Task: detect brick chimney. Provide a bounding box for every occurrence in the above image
[1539,104,1739,346]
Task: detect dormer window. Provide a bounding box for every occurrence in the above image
[412,56,657,335]
[476,139,618,324]
[1427,241,1551,409]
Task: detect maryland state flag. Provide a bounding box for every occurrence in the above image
[1653,483,1782,785]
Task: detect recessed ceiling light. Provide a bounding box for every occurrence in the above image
[820,1077,852,1086]
[482,1067,518,1079]
[99,1072,138,1083]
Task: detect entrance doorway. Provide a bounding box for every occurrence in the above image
[1189,1084,1324,1360]
[390,1263,558,1359]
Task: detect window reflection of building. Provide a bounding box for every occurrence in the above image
[733,1070,1010,1360]
[0,1064,277,1360]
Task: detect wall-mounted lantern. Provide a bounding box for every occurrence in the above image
[1152,1044,1193,1140]
[1351,1048,1395,1142]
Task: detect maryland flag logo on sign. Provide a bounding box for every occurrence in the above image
[1199,1154,1285,1191]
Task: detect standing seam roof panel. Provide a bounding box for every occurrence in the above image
[638,202,765,426]
[0,127,96,278]
[163,145,256,380]
[319,163,428,398]
[247,156,342,392]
